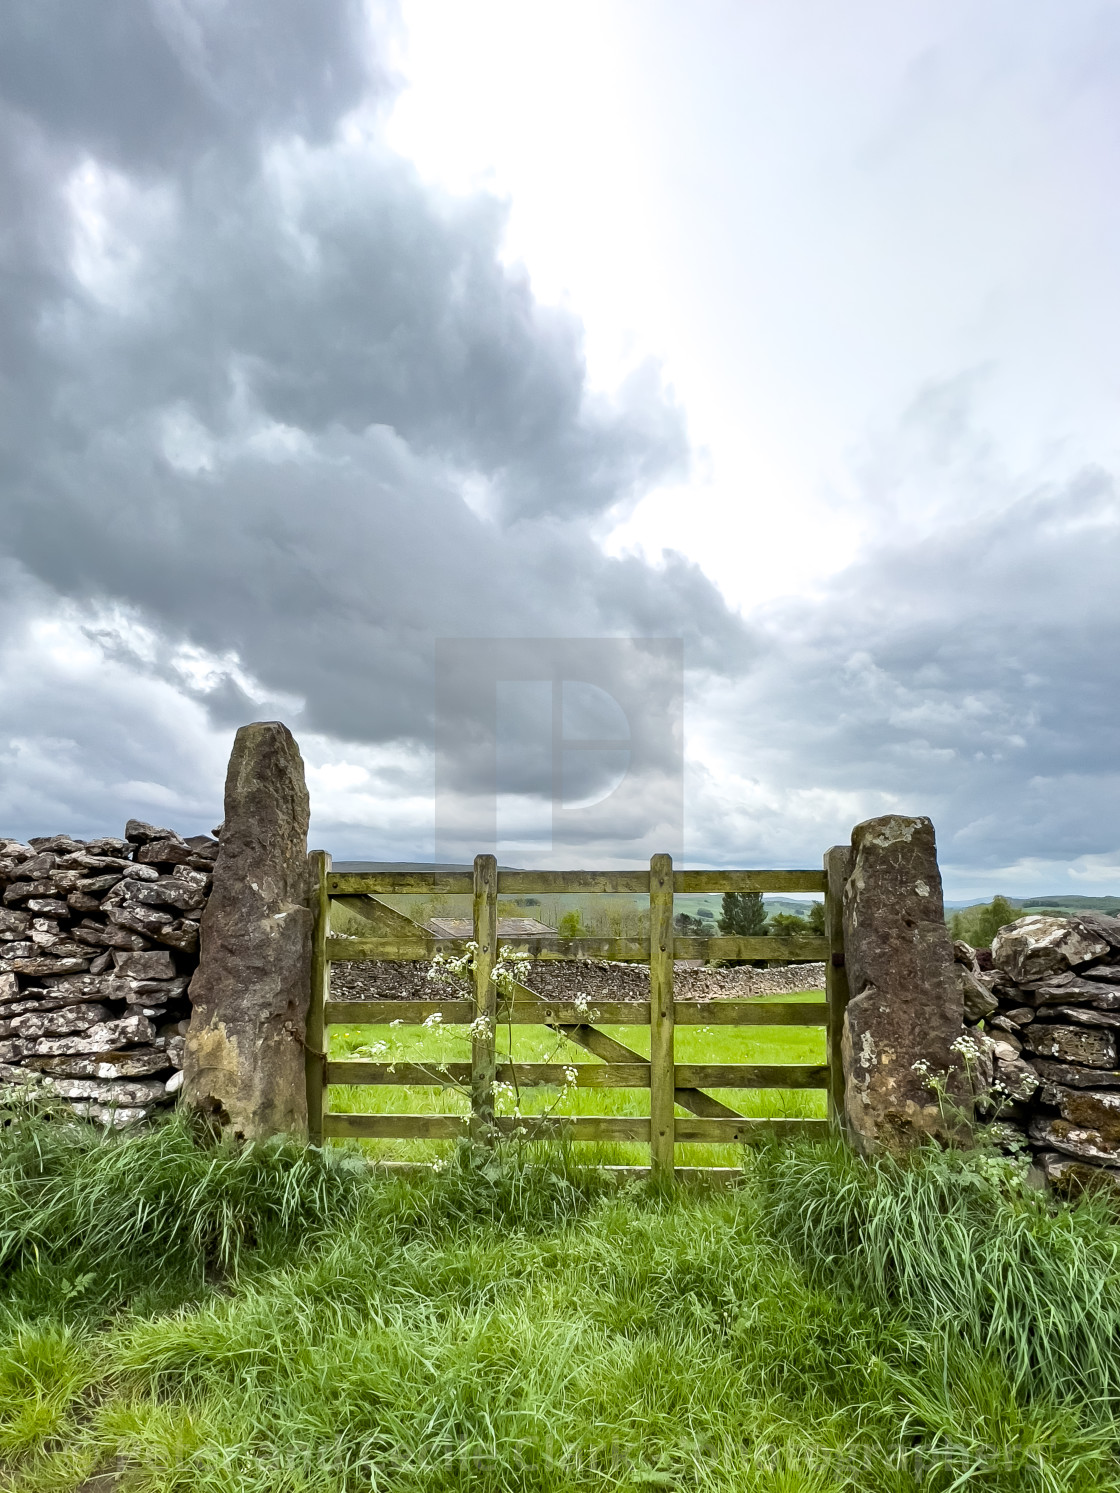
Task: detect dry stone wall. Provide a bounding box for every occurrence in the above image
[958,912,1120,1186]
[0,820,218,1125]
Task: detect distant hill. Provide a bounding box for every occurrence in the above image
[1019,895,1120,914]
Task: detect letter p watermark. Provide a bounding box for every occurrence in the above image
[435,638,682,867]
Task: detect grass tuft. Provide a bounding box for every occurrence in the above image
[0,1098,364,1312]
[762,1139,1120,1408]
[2,1109,1120,1490]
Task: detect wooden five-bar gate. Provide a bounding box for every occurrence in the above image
[306,854,849,1180]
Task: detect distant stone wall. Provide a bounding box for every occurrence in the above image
[330,957,826,1005]
[958,914,1120,1187]
[0,821,218,1125]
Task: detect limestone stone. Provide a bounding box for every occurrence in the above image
[70,1101,155,1127]
[961,967,998,1022]
[1047,1086,1120,1141]
[129,878,206,912]
[1020,973,1109,1003]
[6,1004,112,1039]
[1036,1150,1120,1193]
[5,956,90,976]
[26,897,70,917]
[1032,1058,1120,1089]
[1069,912,1120,951]
[107,905,172,937]
[992,917,1110,983]
[123,976,189,1000]
[73,923,147,951]
[840,814,967,1154]
[24,1013,156,1056]
[38,1075,167,1105]
[30,941,89,961]
[992,1053,1040,1104]
[23,1048,171,1079]
[27,836,81,854]
[55,852,128,873]
[136,840,194,865]
[73,873,122,894]
[112,949,176,981]
[66,893,103,915]
[183,721,313,1140]
[3,881,54,905]
[185,837,219,860]
[1023,1023,1117,1068]
[1049,1006,1120,1029]
[1029,1115,1120,1164]
[153,919,199,953]
[1,991,100,1017]
[952,940,982,975]
[84,838,130,857]
[124,820,179,845]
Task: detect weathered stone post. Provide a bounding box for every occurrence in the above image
[182,722,313,1139]
[840,814,968,1155]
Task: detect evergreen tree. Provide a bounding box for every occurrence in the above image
[719,891,767,936]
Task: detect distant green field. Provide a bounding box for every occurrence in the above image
[328,991,827,1169]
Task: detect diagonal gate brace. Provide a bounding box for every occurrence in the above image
[548,1021,744,1121]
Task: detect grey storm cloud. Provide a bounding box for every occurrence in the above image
[0,0,378,165]
[690,458,1120,880]
[1,0,1116,887]
[0,0,746,786]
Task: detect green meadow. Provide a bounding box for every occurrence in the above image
[2,1103,1120,1491]
[327,992,827,1169]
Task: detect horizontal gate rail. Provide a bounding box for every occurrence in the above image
[323,1114,830,1142]
[308,851,842,1179]
[325,868,827,897]
[325,1060,828,1089]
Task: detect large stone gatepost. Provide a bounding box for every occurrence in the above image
[182,722,313,1139]
[840,814,968,1155]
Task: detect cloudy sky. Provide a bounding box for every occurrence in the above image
[0,0,1117,897]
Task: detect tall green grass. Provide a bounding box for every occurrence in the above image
[0,1101,364,1314]
[1,1104,1119,1491]
[763,1140,1120,1408]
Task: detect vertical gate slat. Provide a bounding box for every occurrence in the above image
[306,848,331,1147]
[649,852,675,1181]
[823,845,851,1132]
[471,853,499,1144]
